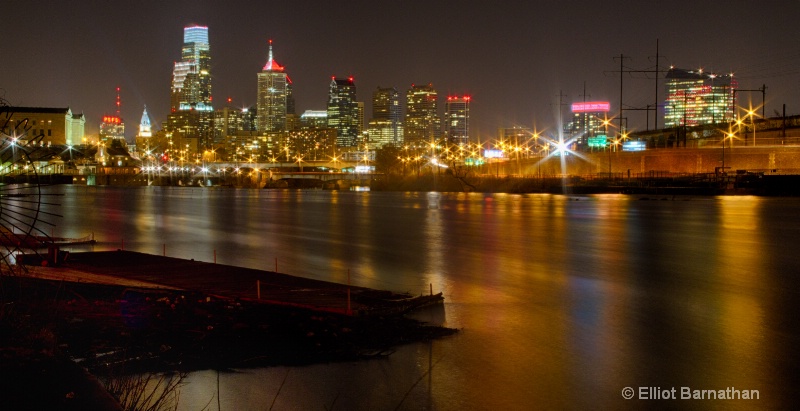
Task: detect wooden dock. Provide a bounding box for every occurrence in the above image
[24,250,442,316]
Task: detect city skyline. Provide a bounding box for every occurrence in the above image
[2,1,798,140]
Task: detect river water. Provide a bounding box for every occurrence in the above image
[42,186,799,410]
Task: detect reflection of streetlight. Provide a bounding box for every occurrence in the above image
[599,116,617,178]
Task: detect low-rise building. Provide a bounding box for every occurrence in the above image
[1,106,85,146]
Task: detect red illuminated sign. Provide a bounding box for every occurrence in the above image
[102,116,121,124]
[571,101,610,113]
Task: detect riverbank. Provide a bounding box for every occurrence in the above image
[369,171,800,195]
[0,252,456,408]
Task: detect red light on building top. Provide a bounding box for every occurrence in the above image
[464,96,471,101]
[227,97,232,103]
[102,116,121,124]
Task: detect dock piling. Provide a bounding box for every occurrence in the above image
[347,269,351,315]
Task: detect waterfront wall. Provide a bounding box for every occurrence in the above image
[499,145,800,177]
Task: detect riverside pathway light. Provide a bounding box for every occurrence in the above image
[722,125,734,172]
[748,109,757,147]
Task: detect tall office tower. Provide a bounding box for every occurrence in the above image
[286,81,296,116]
[405,83,441,144]
[300,110,328,128]
[100,88,125,143]
[357,102,365,135]
[213,106,246,144]
[256,40,288,132]
[664,67,737,128]
[444,95,470,145]
[327,77,359,148]
[368,87,403,148]
[100,115,125,143]
[171,25,212,112]
[168,25,213,150]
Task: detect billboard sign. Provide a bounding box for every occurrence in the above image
[588,135,608,148]
[484,149,505,159]
[571,101,611,113]
[623,141,647,152]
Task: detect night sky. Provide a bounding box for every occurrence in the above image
[2,0,798,139]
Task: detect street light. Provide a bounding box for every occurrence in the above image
[748,109,756,147]
[722,126,734,174]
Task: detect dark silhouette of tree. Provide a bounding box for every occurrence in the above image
[374,145,403,175]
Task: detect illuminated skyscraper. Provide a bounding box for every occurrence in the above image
[100,115,125,143]
[444,95,470,145]
[100,88,125,143]
[256,40,288,132]
[368,87,403,148]
[327,77,359,148]
[405,84,441,144]
[170,25,212,112]
[300,110,328,128]
[567,101,611,149]
[168,25,213,150]
[664,67,737,128]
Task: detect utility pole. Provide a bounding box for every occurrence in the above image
[654,39,660,130]
[608,42,665,133]
[614,54,628,136]
[551,90,570,139]
[732,85,767,146]
[579,82,591,140]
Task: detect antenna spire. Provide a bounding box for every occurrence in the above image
[115,87,121,117]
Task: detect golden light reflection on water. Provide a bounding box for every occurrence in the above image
[46,188,795,409]
[713,196,766,387]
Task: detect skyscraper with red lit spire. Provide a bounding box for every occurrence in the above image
[100,87,125,143]
[256,40,289,132]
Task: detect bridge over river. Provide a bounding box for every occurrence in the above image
[136,160,378,188]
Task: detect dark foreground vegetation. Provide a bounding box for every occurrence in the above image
[0,275,456,410]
